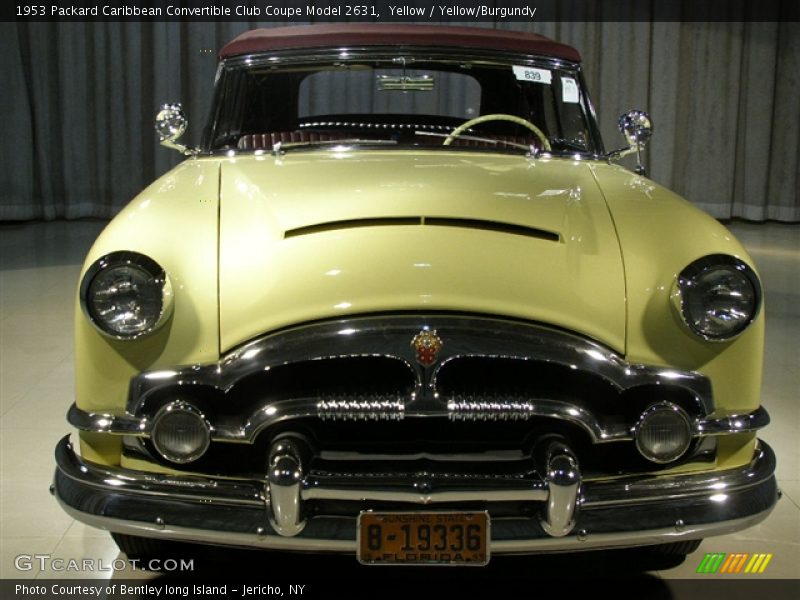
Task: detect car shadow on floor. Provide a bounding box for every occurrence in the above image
[136,543,682,597]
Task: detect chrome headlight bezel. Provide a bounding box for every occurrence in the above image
[79,251,173,340]
[672,254,762,342]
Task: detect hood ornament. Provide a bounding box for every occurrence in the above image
[411,329,443,367]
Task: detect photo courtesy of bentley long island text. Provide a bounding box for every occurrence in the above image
[52,24,778,567]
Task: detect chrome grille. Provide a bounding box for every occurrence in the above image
[448,397,544,421]
[123,315,716,452]
[317,396,405,421]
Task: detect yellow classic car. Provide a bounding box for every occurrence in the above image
[53,24,777,566]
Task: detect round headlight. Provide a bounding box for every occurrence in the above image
[80,252,173,339]
[635,403,693,464]
[674,255,761,341]
[150,401,210,464]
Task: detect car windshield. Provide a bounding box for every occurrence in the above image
[205,51,602,156]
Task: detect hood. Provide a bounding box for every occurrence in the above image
[218,151,626,352]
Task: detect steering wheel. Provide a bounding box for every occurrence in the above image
[443,113,551,151]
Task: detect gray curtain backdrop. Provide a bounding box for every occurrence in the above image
[1,20,798,221]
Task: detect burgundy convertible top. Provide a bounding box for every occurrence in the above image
[219,24,581,63]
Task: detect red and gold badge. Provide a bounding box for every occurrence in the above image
[411,329,443,367]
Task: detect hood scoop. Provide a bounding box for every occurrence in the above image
[284,216,561,243]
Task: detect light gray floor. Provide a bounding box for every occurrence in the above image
[0,220,797,580]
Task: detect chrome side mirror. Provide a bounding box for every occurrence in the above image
[619,110,652,148]
[616,110,652,175]
[155,103,196,155]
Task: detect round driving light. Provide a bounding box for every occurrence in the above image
[674,255,761,341]
[635,403,692,464]
[150,402,210,464]
[80,252,173,339]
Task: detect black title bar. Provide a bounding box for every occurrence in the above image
[6,0,800,23]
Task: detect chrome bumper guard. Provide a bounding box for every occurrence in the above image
[53,435,778,554]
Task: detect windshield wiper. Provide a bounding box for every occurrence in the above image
[272,138,398,155]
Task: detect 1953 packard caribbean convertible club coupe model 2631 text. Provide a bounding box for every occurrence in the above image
[53,24,777,566]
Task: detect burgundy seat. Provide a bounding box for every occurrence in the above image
[237,131,352,150]
[450,134,540,149]
[237,131,540,151]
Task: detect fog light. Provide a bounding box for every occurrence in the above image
[634,403,692,464]
[150,401,210,464]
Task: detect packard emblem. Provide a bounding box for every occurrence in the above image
[411,329,443,367]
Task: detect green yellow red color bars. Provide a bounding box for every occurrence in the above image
[696,553,774,574]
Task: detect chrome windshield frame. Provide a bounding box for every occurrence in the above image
[202,47,604,158]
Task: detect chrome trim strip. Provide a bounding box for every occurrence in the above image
[67,404,147,435]
[223,49,581,75]
[301,488,548,504]
[67,401,770,445]
[319,450,527,462]
[210,146,608,162]
[53,436,778,553]
[301,470,549,503]
[695,406,770,436]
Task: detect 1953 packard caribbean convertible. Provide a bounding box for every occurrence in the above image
[53,25,778,565]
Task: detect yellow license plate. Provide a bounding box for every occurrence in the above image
[357,511,489,565]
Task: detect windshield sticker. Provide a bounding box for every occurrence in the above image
[512,66,552,85]
[561,77,579,103]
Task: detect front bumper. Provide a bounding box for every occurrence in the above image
[53,435,778,555]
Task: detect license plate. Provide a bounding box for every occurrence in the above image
[357,511,489,565]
